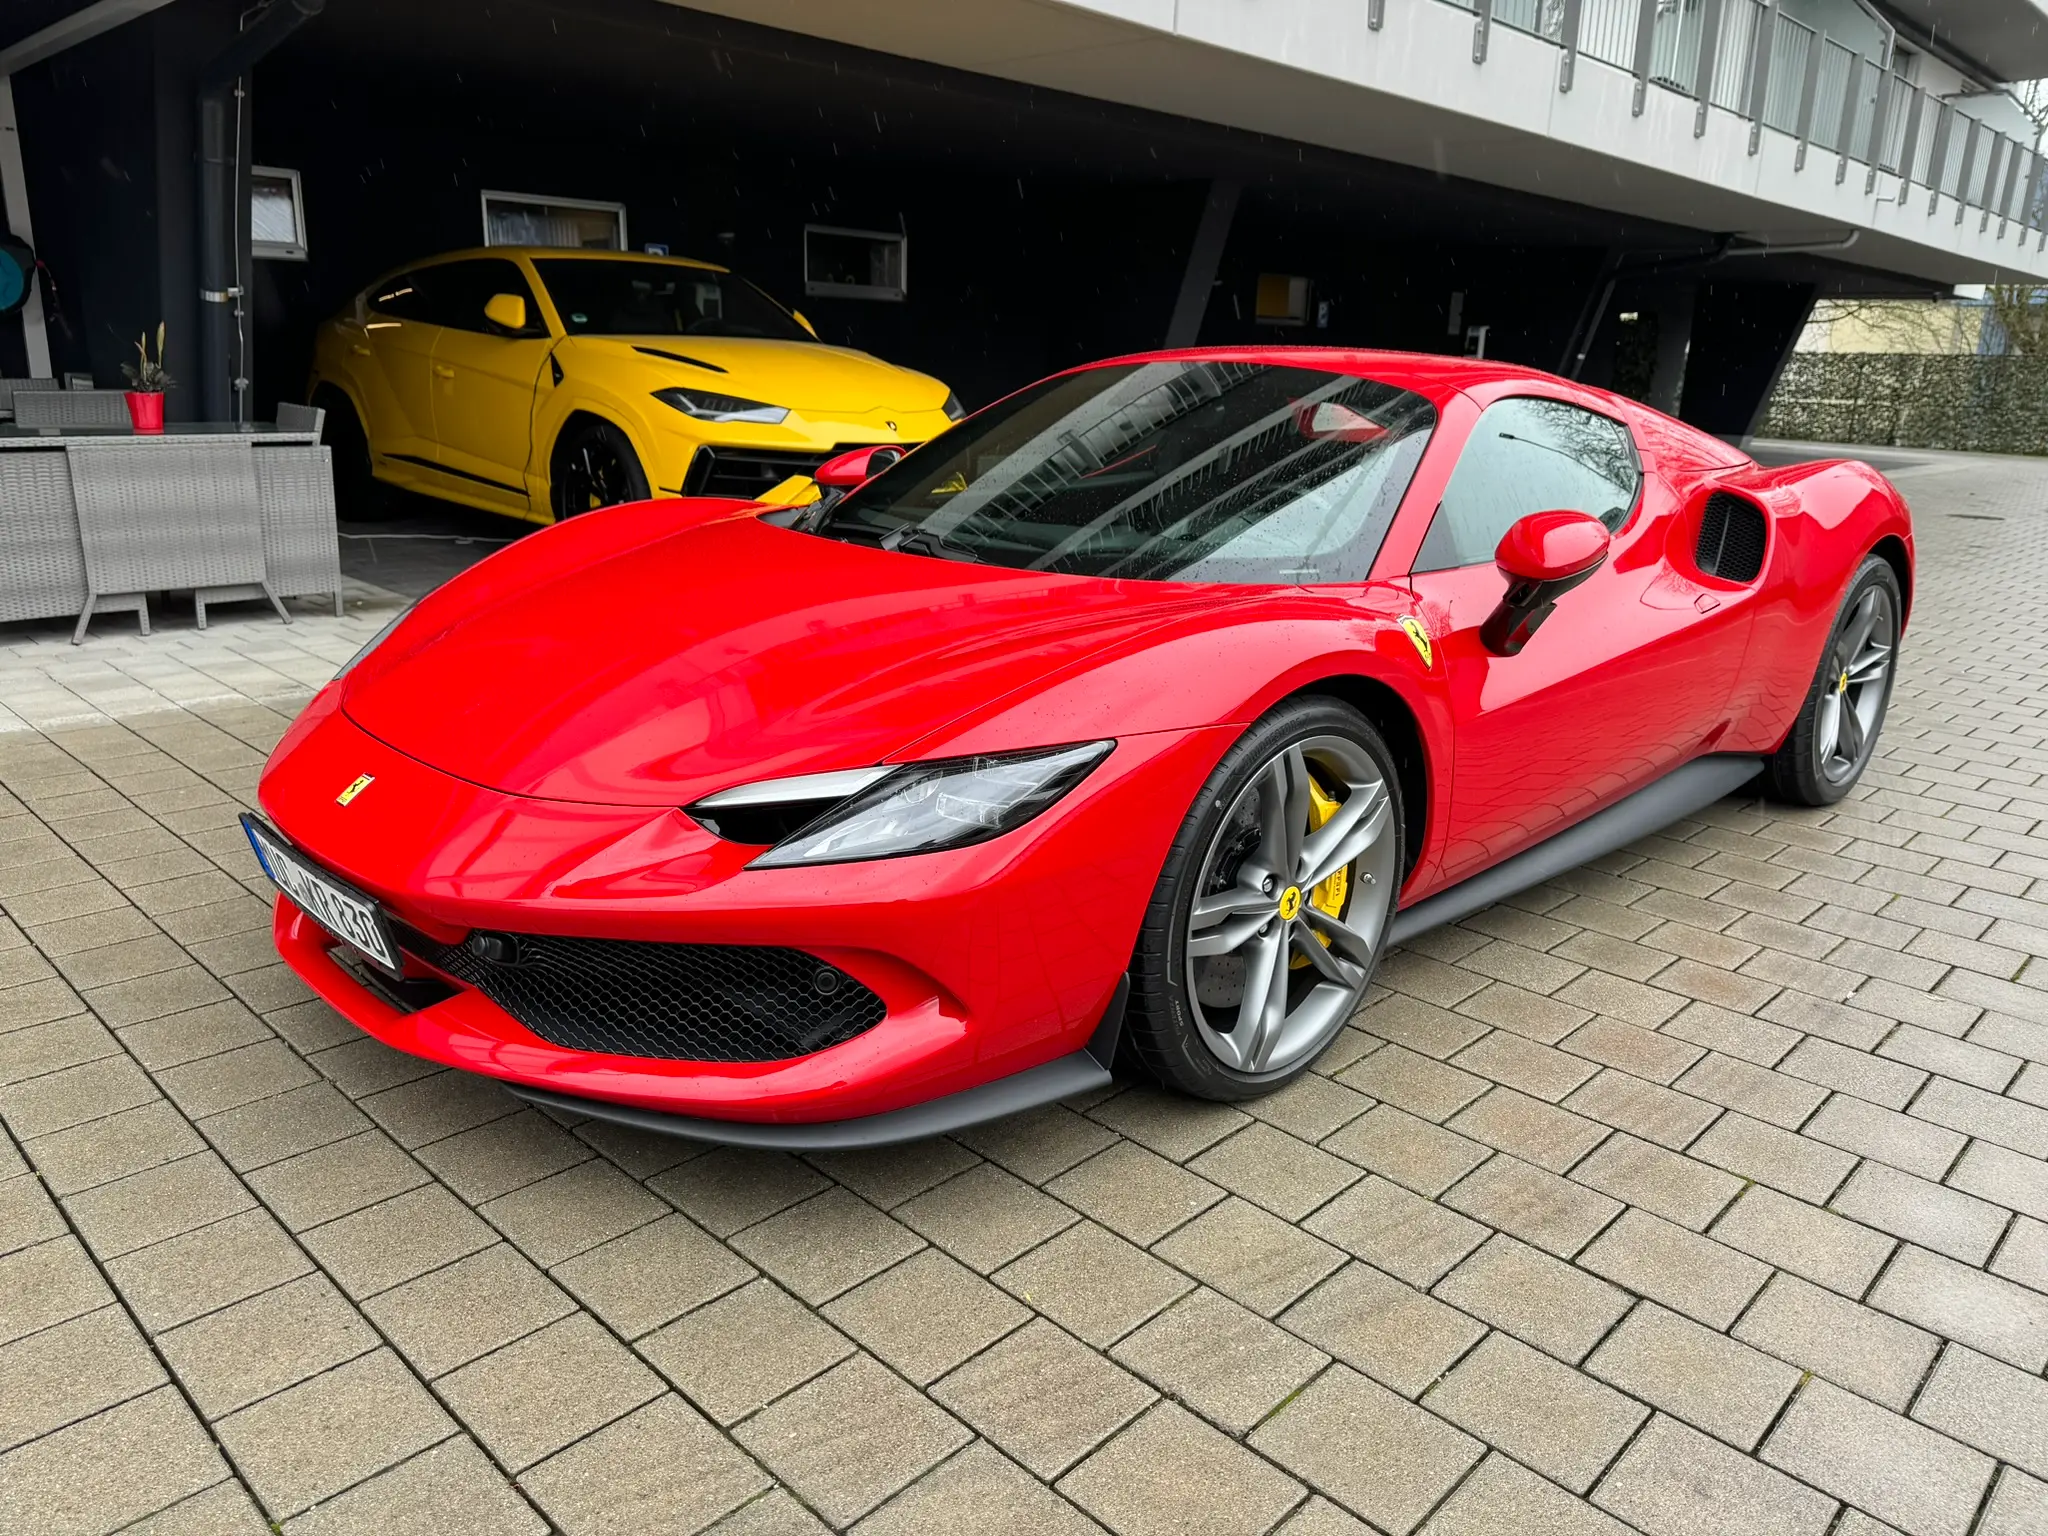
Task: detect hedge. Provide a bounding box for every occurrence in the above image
[1760,352,2048,455]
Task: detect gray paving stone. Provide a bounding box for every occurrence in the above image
[823,1247,1029,1386]
[1910,1345,2048,1480]
[105,1206,312,1332]
[1280,1260,1485,1398]
[1046,1138,1227,1243]
[729,1187,925,1305]
[1434,1233,1631,1364]
[736,1353,971,1527]
[1250,1363,1481,1535]
[1762,1380,1993,1536]
[1979,1468,2048,1536]
[1443,1152,1622,1258]
[1151,1195,1344,1317]
[1579,1209,1770,1329]
[549,1211,754,1339]
[363,1242,575,1378]
[855,1441,1100,1536]
[0,1385,228,1535]
[894,1161,1080,1274]
[300,1183,497,1300]
[1425,1331,1646,1494]
[160,1272,378,1418]
[284,1438,545,1535]
[1570,1132,1742,1231]
[436,1312,664,1471]
[1832,1161,2009,1265]
[1587,1302,1800,1451]
[522,1393,766,1535]
[1711,1184,1897,1296]
[1594,1413,1837,1536]
[1423,1452,1634,1535]
[1111,1285,1327,1433]
[932,1316,1155,1478]
[639,1279,854,1425]
[1303,1172,1490,1286]
[1869,1244,2048,1370]
[0,1303,165,1453]
[1947,1140,2048,1223]
[215,1349,454,1519]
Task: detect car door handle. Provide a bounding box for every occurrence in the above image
[433,364,456,379]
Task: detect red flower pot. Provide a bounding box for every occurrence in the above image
[125,391,165,433]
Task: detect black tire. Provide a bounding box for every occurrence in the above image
[317,389,395,522]
[550,418,649,520]
[1763,554,1901,806]
[1126,697,1404,1101]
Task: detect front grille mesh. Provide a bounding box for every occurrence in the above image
[685,446,838,500]
[393,924,886,1063]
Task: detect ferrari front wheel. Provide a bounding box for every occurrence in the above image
[1128,699,1403,1101]
[1764,555,1900,806]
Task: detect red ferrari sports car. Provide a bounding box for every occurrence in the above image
[247,348,1912,1147]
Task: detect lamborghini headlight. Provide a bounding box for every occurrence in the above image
[942,391,966,422]
[731,741,1114,867]
[652,387,789,425]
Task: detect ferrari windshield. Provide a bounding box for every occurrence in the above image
[532,259,811,341]
[814,360,1436,583]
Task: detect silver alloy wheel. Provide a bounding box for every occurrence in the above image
[1184,735,1398,1076]
[1816,584,1895,784]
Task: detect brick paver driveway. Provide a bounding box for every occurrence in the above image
[3,446,2047,1535]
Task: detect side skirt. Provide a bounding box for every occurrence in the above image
[507,977,1128,1151]
[1388,753,1765,946]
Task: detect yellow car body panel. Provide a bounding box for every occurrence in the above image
[308,247,955,524]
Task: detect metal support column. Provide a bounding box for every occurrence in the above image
[1631,0,1659,116]
[1893,87,1924,201]
[1473,0,1493,65]
[1793,31,1826,170]
[1834,56,1862,183]
[1862,66,1893,192]
[1164,180,1240,349]
[1745,0,1775,155]
[1693,0,1724,138]
[1953,118,1980,225]
[1924,103,1952,214]
[0,75,51,377]
[1558,0,1583,93]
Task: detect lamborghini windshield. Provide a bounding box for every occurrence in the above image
[813,360,1436,584]
[532,259,811,340]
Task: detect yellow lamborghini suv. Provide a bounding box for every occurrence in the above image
[307,247,961,522]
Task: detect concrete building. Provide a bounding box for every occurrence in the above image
[2,0,2045,442]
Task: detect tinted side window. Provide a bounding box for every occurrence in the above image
[1415,397,1641,572]
[409,260,542,334]
[367,269,432,320]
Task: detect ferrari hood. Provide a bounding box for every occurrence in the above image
[340,507,1223,806]
[558,335,949,415]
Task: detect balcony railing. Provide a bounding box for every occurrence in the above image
[1429,0,2045,245]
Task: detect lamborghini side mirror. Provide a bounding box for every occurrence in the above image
[483,293,528,333]
[1481,509,1610,656]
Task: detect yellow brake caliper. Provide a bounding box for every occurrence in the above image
[1290,773,1351,969]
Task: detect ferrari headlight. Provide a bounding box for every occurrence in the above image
[942,391,966,422]
[652,387,789,425]
[744,741,1113,868]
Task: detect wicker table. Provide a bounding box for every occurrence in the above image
[0,422,344,641]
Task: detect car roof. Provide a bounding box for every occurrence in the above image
[1095,345,1576,394]
[403,247,729,274]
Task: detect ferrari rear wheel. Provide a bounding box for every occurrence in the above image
[1128,699,1403,1100]
[550,418,649,520]
[1764,555,1900,807]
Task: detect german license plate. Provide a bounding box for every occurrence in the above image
[241,814,402,973]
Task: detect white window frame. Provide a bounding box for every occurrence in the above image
[479,190,627,250]
[803,224,908,301]
[251,165,308,261]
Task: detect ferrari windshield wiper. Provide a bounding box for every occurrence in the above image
[881,527,983,563]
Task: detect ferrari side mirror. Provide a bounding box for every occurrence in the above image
[814,444,907,488]
[1481,509,1611,656]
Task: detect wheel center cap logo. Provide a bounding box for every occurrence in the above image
[1277,886,1304,921]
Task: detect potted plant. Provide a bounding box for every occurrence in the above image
[120,323,172,433]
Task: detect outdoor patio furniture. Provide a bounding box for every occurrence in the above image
[15,389,132,428]
[0,377,61,420]
[68,439,289,642]
[275,401,326,436]
[0,419,342,639]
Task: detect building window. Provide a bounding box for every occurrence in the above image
[1255,274,1311,326]
[251,167,307,261]
[804,225,908,301]
[481,191,626,250]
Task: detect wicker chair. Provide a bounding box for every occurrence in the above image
[275,401,326,437]
[15,390,133,429]
[0,377,61,420]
